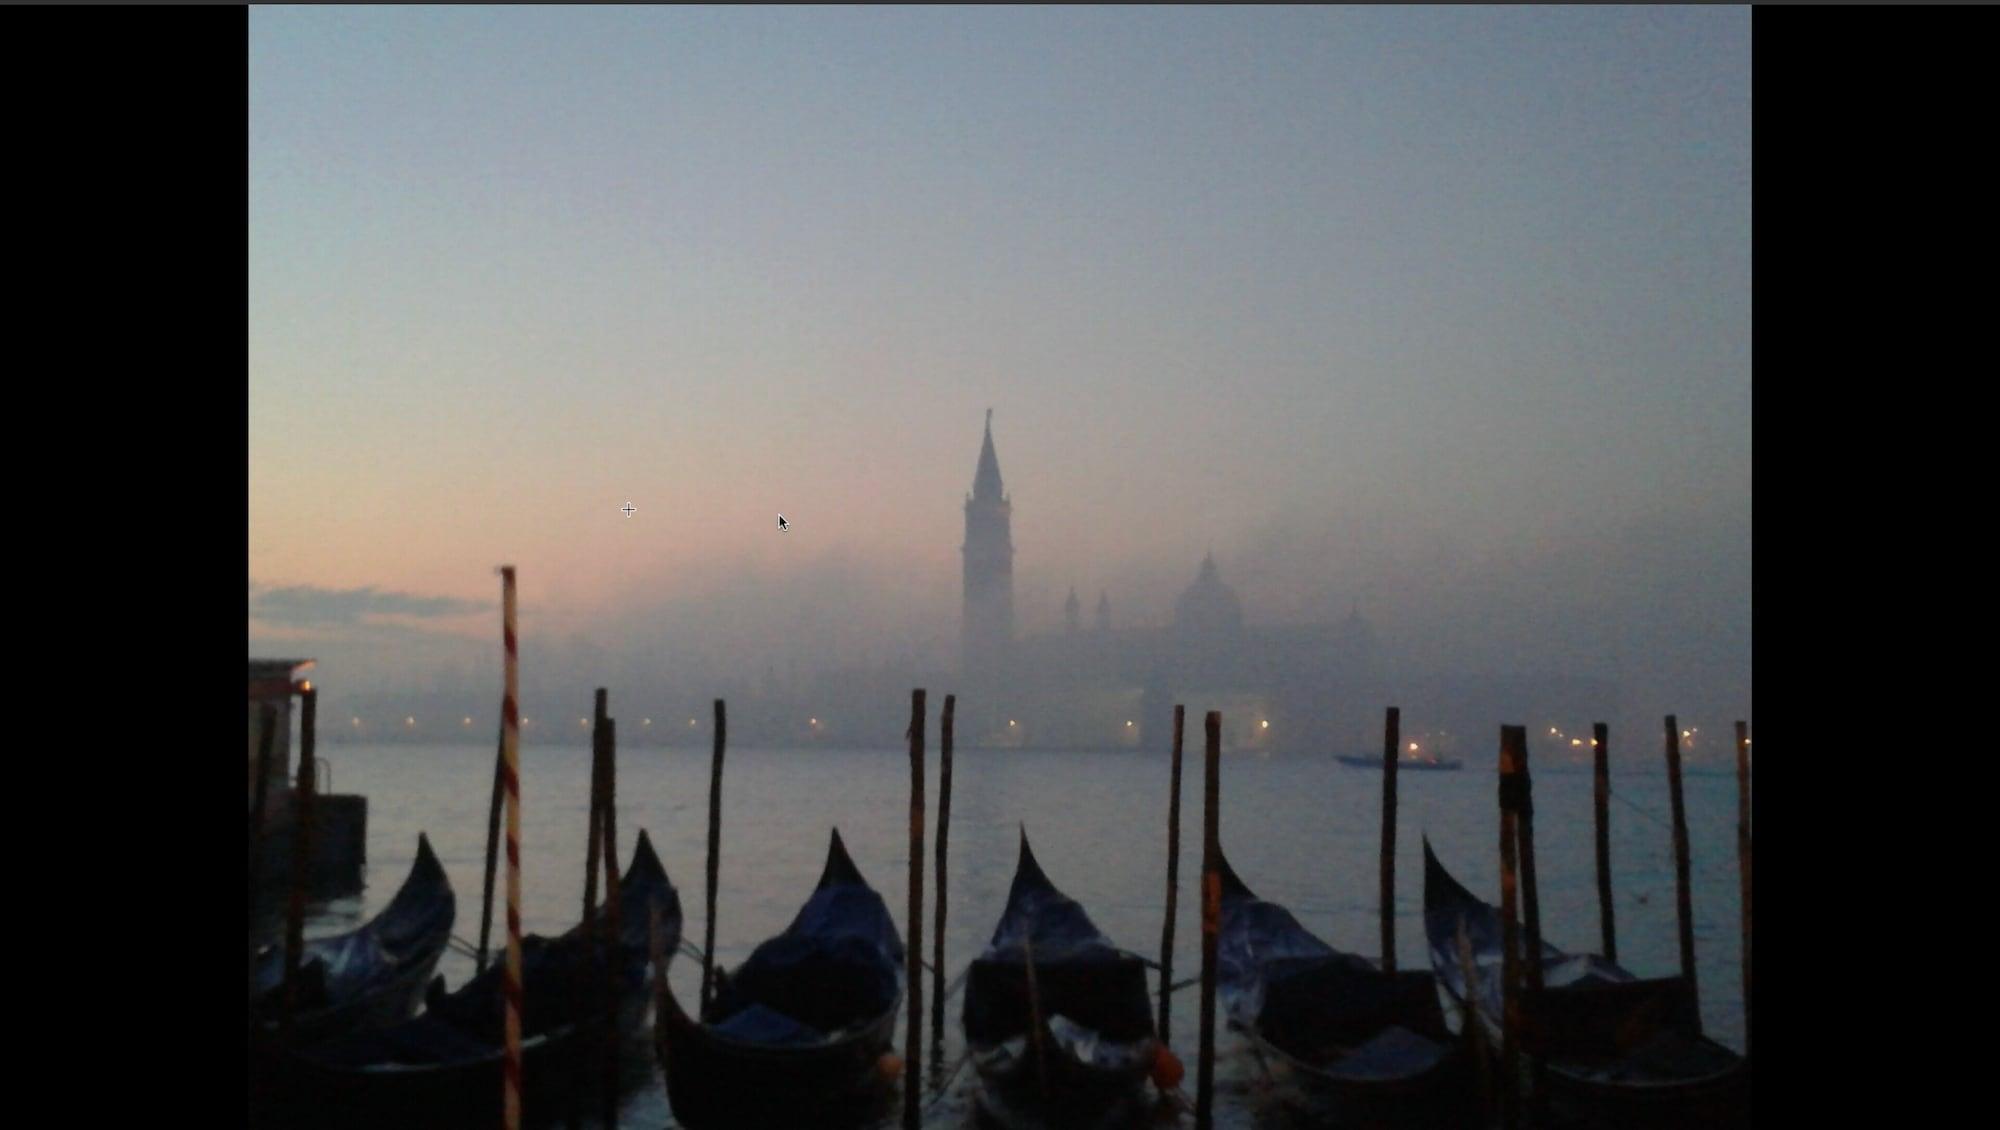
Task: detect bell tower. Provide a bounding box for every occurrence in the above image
[962,409,1015,680]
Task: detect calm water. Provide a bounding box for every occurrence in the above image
[269,741,1748,1128]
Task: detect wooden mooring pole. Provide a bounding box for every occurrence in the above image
[1195,710,1222,1130]
[599,715,622,1130]
[585,688,608,921]
[283,686,319,1041]
[931,694,955,1056]
[1664,714,1701,1029]
[1505,725,1549,1125]
[1380,705,1400,972]
[1592,721,1617,963]
[1156,704,1185,1040]
[1497,727,1522,1130]
[903,689,927,1130]
[701,698,726,1014]
[1735,720,1752,1057]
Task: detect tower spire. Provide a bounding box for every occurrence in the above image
[972,410,1005,501]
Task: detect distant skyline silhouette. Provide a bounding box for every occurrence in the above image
[252,7,1750,732]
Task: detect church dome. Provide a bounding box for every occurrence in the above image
[1174,553,1244,637]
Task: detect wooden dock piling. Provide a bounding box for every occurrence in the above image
[1664,714,1701,1027]
[1195,710,1221,1130]
[585,688,608,921]
[1592,721,1617,963]
[701,698,726,1014]
[1497,726,1522,1130]
[1157,704,1185,1041]
[1735,720,1751,1057]
[282,686,319,1040]
[931,694,955,1051]
[599,715,622,1130]
[903,689,927,1130]
[1504,724,1549,1124]
[1380,705,1400,972]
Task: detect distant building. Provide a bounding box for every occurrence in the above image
[248,658,313,808]
[952,415,1619,753]
[249,657,366,894]
[955,418,1386,751]
[961,408,1015,683]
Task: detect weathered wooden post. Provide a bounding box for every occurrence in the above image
[585,687,608,920]
[903,689,927,1130]
[1504,724,1548,1124]
[1664,714,1701,1028]
[1592,721,1617,962]
[931,694,955,1049]
[599,715,622,1129]
[701,698,727,1013]
[1497,727,1522,1130]
[1735,720,1751,1057]
[283,685,319,1039]
[1380,705,1401,972]
[1157,704,1186,1040]
[1195,710,1222,1130]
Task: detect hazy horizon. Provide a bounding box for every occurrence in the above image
[251,7,1750,740]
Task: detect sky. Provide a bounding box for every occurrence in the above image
[250,6,1751,731]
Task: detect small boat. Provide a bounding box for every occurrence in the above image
[1422,839,1748,1127]
[263,830,682,1129]
[250,832,455,1046]
[656,828,905,1129]
[1215,847,1468,1125]
[963,831,1163,1129]
[1335,754,1463,771]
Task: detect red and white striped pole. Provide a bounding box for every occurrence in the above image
[499,565,524,1130]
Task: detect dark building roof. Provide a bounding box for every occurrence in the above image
[249,658,315,701]
[249,658,314,681]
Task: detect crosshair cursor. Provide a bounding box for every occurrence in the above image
[777,514,790,532]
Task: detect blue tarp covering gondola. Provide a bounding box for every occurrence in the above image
[1421,837,1747,1124]
[274,824,684,1120]
[655,828,906,1128]
[707,829,904,1041]
[1212,844,1463,1123]
[251,833,455,1040]
[962,832,1156,1047]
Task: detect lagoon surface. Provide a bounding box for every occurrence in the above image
[262,740,1748,1128]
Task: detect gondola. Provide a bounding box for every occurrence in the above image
[1422,839,1748,1127]
[963,831,1163,1130]
[655,828,905,1129]
[260,830,682,1129]
[1214,846,1468,1126]
[250,832,456,1046]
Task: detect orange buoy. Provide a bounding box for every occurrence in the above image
[877,1051,905,1084]
[1150,1042,1185,1090]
